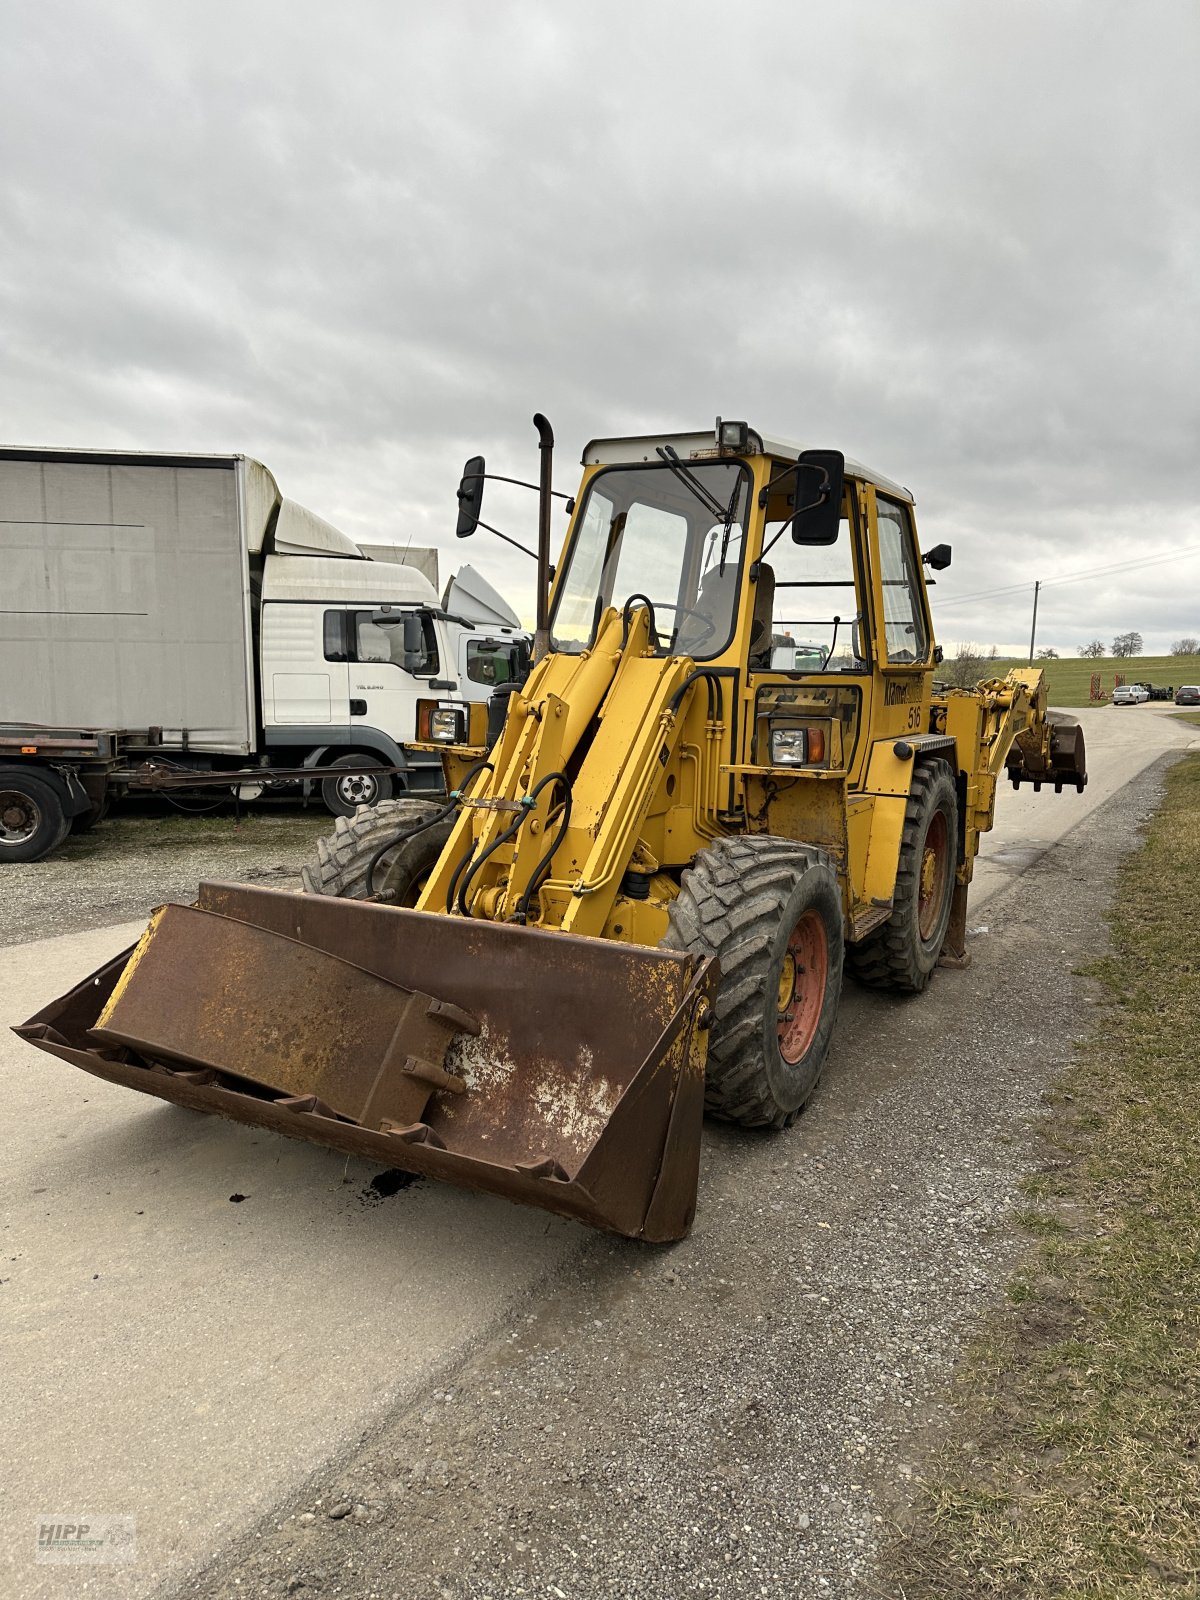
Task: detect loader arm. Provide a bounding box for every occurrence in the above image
[417,602,710,940]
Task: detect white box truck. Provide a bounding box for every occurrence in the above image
[0,448,528,860]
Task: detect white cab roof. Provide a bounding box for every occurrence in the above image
[582,430,913,504]
[262,553,440,607]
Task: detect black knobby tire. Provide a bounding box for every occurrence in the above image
[0,772,69,863]
[301,797,453,904]
[846,758,958,994]
[319,754,395,817]
[662,836,844,1129]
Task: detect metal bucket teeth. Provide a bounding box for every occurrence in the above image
[15,883,717,1242]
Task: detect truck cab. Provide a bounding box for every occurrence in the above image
[259,554,528,808]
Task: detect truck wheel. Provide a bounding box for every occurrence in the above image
[319,754,395,816]
[846,758,958,994]
[662,836,844,1128]
[0,773,68,863]
[302,798,454,904]
[71,794,111,833]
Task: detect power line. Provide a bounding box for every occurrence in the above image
[936,541,1200,612]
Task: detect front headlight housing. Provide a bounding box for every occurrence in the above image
[430,708,465,743]
[771,727,808,766]
[769,724,828,767]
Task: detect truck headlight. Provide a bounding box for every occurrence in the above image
[430,709,465,744]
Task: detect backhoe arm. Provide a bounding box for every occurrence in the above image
[934,667,1088,882]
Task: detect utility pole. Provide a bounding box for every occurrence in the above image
[1028,579,1041,663]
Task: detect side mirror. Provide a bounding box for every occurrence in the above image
[790,450,844,545]
[923,543,952,571]
[401,611,426,671]
[456,455,485,538]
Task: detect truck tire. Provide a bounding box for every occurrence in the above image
[0,772,69,863]
[71,794,111,833]
[319,754,395,817]
[662,836,844,1128]
[846,758,958,994]
[301,798,454,905]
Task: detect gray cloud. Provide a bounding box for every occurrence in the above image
[2,0,1197,652]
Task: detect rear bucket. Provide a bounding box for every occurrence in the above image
[15,883,717,1242]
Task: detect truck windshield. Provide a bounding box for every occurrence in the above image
[550,460,750,659]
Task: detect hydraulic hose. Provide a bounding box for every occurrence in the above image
[364,760,492,900]
[667,669,723,721]
[513,773,573,924]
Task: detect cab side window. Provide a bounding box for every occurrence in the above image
[323,609,439,674]
[756,512,865,672]
[466,639,527,686]
[875,497,928,664]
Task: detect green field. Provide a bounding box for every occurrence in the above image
[983,654,1200,708]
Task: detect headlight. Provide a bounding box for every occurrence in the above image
[771,727,808,766]
[430,708,465,743]
[769,724,827,767]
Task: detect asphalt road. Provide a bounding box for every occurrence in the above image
[1,703,1194,1599]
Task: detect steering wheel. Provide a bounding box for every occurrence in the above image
[657,601,717,649]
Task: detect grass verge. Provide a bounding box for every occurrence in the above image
[885,753,1200,1597]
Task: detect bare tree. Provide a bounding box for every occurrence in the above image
[941,642,999,689]
[1112,631,1144,658]
[1079,640,1106,658]
[1172,636,1199,655]
[1037,647,1060,659]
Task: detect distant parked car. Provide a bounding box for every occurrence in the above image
[1112,683,1150,706]
[1175,685,1200,706]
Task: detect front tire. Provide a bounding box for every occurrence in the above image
[301,798,453,904]
[662,836,844,1128]
[0,773,69,863]
[319,755,395,817]
[846,758,958,993]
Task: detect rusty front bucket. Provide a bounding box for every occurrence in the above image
[15,883,717,1242]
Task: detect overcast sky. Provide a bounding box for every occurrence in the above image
[3,0,1197,655]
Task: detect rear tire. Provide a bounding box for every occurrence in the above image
[319,755,395,817]
[662,836,844,1128]
[71,794,111,833]
[846,758,958,994]
[301,798,453,904]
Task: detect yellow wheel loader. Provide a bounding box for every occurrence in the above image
[17,418,1087,1242]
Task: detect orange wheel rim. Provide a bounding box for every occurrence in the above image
[776,910,828,1065]
[918,810,950,941]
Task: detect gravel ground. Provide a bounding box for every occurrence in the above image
[0,802,331,945]
[174,760,1175,1600]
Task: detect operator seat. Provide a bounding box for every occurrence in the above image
[749,563,775,668]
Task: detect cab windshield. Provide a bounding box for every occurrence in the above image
[549,460,750,659]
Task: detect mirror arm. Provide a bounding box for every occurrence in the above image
[477,519,538,560]
[466,470,571,502]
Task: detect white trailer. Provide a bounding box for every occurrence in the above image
[0,448,528,860]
